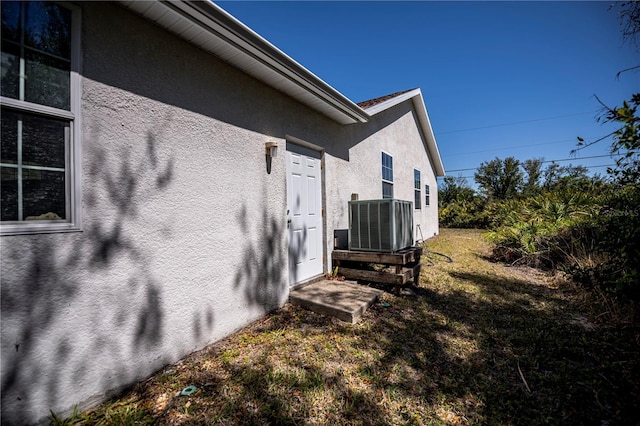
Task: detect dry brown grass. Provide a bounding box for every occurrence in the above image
[58,229,639,425]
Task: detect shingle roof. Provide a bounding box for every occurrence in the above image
[357,89,416,109]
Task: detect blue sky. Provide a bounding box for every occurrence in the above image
[217,1,638,184]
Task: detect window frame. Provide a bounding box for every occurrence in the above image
[425,184,430,207]
[381,151,393,199]
[1,1,82,235]
[414,168,421,210]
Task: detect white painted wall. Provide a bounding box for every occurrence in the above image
[0,3,338,424]
[0,3,440,424]
[323,100,440,269]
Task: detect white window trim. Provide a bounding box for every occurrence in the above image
[381,150,393,199]
[1,2,82,236]
[425,184,430,207]
[414,168,421,210]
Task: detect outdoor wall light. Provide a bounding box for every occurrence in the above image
[265,141,278,157]
[265,141,279,174]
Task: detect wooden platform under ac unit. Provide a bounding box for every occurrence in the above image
[331,246,423,286]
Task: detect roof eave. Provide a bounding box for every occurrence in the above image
[412,94,445,177]
[119,0,369,125]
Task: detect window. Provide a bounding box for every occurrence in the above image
[381,151,393,199]
[425,184,430,206]
[414,169,421,209]
[1,1,81,235]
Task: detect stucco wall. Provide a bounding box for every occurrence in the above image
[0,3,344,424]
[0,3,440,424]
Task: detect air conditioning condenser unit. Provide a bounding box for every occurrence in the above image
[348,199,413,252]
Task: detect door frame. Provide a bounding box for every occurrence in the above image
[285,136,326,288]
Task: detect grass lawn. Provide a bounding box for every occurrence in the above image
[60,229,639,425]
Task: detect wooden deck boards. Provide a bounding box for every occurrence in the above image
[332,247,423,286]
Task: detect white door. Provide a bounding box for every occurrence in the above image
[286,145,323,286]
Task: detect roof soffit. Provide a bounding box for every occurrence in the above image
[117,1,444,175]
[119,0,369,125]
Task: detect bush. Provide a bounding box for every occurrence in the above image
[566,184,640,300]
[487,193,598,268]
[439,198,489,229]
[485,186,640,302]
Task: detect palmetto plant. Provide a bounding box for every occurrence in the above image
[488,194,597,267]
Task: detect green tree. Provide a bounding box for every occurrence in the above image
[600,94,639,184]
[562,1,640,300]
[522,158,544,197]
[438,176,488,229]
[439,175,475,205]
[542,162,594,192]
[474,157,523,200]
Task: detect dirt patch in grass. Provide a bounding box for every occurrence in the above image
[60,229,639,425]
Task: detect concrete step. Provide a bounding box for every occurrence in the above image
[289,279,384,324]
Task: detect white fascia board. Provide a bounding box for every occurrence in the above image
[364,89,445,177]
[119,0,369,125]
[362,88,422,116]
[412,93,445,177]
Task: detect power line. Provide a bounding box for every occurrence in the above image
[437,110,598,135]
[449,164,618,180]
[442,136,601,158]
[446,154,622,173]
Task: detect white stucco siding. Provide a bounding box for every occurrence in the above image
[0,3,442,423]
[0,3,340,424]
[323,101,439,268]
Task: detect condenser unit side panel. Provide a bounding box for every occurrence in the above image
[379,201,391,251]
[348,202,358,251]
[370,202,381,251]
[359,203,369,250]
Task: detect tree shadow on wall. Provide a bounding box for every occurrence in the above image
[286,194,309,287]
[233,202,287,313]
[287,226,307,287]
[0,129,181,424]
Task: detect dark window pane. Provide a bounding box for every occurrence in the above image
[382,182,393,199]
[25,49,70,110]
[382,166,392,181]
[24,2,71,59]
[22,113,67,168]
[1,167,18,220]
[382,153,393,182]
[1,2,72,109]
[1,42,20,99]
[1,109,19,164]
[1,2,21,43]
[23,169,65,220]
[415,190,421,209]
